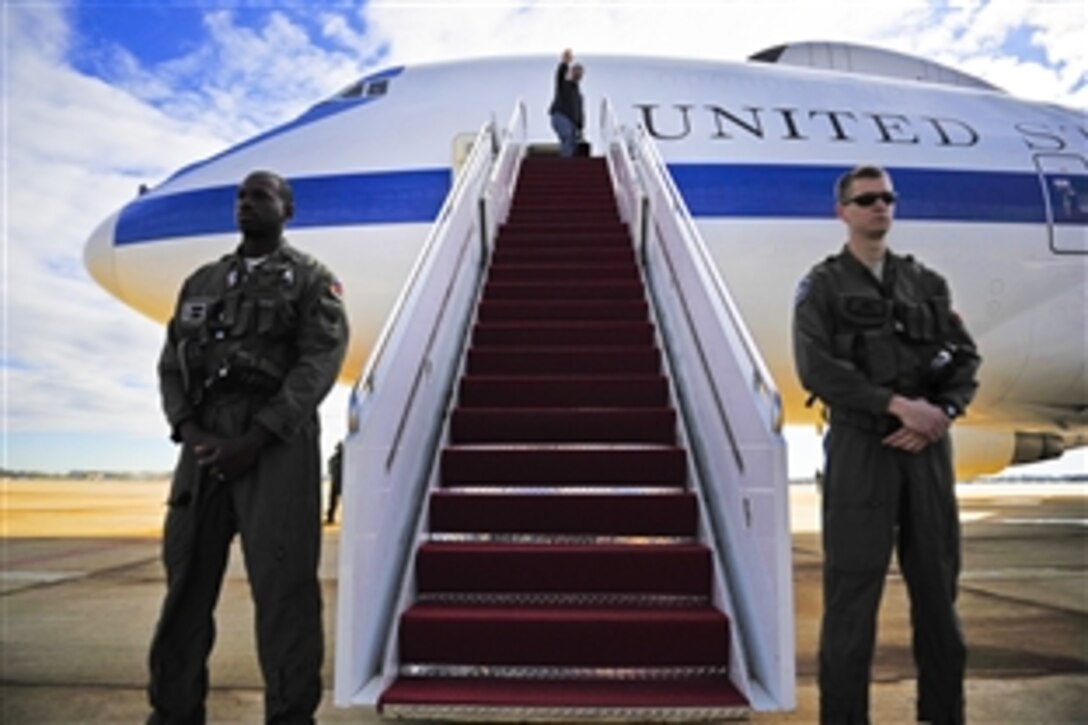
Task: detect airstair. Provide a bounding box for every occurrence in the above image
[335,101,793,722]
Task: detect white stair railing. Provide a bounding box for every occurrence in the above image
[334,101,528,707]
[601,98,795,711]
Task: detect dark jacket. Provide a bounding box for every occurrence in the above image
[793,246,980,425]
[548,61,584,130]
[159,241,348,443]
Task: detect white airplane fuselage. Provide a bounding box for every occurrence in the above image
[84,53,1088,477]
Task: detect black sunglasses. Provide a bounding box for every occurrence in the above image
[845,191,897,207]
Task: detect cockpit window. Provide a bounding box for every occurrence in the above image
[335,73,395,101]
[337,80,363,97]
[339,81,364,99]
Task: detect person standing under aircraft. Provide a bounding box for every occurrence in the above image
[326,440,343,525]
[549,48,585,157]
[792,165,980,725]
[149,170,348,724]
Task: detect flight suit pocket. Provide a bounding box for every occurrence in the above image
[837,295,896,382]
[254,293,298,338]
[257,298,277,334]
[862,329,897,385]
[274,295,298,335]
[928,295,953,337]
[824,506,893,572]
[229,298,254,337]
[833,333,855,359]
[162,491,198,572]
[897,300,936,342]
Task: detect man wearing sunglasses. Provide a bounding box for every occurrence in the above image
[793,165,981,725]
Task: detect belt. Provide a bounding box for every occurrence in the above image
[829,408,901,436]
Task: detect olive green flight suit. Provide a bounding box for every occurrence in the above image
[149,242,348,724]
[793,247,980,725]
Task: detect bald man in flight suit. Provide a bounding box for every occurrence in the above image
[793,165,980,725]
[148,170,348,724]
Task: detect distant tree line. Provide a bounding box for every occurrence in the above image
[1,469,171,480]
[982,473,1087,483]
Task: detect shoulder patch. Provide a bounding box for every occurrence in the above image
[794,275,812,306]
[180,297,212,326]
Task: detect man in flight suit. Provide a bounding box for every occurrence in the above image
[792,165,980,725]
[148,170,348,723]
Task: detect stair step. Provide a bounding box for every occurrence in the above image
[509,201,618,214]
[438,485,688,495]
[491,248,635,265]
[400,663,727,678]
[493,240,631,253]
[476,300,648,322]
[516,183,612,193]
[511,195,616,207]
[508,198,618,208]
[517,179,611,189]
[514,178,613,187]
[467,347,660,375]
[496,227,626,243]
[518,169,611,179]
[458,376,669,408]
[414,543,711,595]
[450,407,674,443]
[379,677,748,721]
[440,445,686,486]
[503,216,621,228]
[506,211,620,226]
[521,157,607,166]
[398,604,730,666]
[427,533,696,545]
[472,321,653,346]
[487,264,638,283]
[430,488,693,535]
[483,281,644,300]
[414,591,709,608]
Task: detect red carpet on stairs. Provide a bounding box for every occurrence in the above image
[378,156,749,721]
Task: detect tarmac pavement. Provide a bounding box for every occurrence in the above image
[1,479,1084,723]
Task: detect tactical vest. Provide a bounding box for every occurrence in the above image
[820,253,955,398]
[174,252,303,402]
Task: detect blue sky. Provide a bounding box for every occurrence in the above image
[2,0,1086,476]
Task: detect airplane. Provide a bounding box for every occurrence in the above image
[84,41,1088,480]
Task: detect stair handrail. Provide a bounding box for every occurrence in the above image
[481,99,529,250]
[351,125,497,405]
[334,107,520,707]
[599,97,642,243]
[639,136,782,433]
[602,102,795,710]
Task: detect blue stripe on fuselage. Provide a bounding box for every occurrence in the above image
[113,163,1059,246]
[670,164,1045,223]
[115,168,451,245]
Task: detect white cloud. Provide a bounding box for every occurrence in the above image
[354,0,1083,108]
[360,1,910,66]
[4,7,172,446]
[892,0,1086,106]
[92,9,365,141]
[2,4,371,470]
[3,0,1084,472]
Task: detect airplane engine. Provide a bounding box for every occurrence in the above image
[952,427,1067,480]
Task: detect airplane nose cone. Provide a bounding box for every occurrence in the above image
[84,210,121,297]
